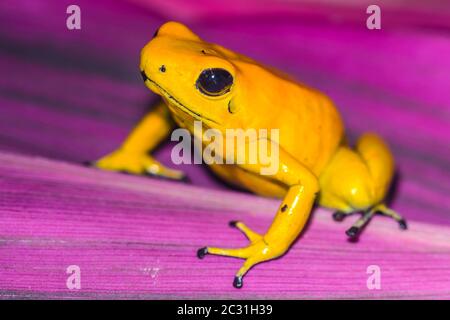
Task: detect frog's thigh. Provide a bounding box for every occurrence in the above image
[208,164,286,198]
[319,146,375,212]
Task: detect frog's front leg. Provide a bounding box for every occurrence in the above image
[93,100,185,181]
[198,144,319,288]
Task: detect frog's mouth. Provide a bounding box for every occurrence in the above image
[140,70,218,125]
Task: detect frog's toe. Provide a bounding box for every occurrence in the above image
[228,221,262,243]
[197,247,208,259]
[144,166,188,182]
[332,211,351,222]
[373,204,407,230]
[93,150,140,173]
[345,210,376,239]
[398,219,408,230]
[345,226,361,239]
[344,204,407,239]
[233,276,243,289]
[179,174,191,183]
[199,246,251,259]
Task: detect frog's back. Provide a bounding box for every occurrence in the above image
[275,82,345,176]
[233,58,345,177]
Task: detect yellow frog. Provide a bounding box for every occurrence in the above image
[94,22,406,288]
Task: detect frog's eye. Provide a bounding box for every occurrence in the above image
[196,68,233,97]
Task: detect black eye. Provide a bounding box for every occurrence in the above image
[196,68,233,97]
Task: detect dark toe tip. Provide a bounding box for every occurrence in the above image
[180,175,191,183]
[197,247,208,259]
[332,212,345,222]
[229,220,238,228]
[398,219,408,230]
[346,226,360,238]
[233,276,243,289]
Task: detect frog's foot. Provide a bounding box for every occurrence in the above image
[92,149,186,181]
[374,204,407,230]
[197,221,285,289]
[345,204,407,239]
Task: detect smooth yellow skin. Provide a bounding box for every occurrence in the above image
[95,22,404,288]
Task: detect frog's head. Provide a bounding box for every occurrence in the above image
[140,21,253,129]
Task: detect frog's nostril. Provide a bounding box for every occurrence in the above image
[159,65,166,73]
[140,70,148,82]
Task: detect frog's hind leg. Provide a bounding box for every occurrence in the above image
[373,203,407,230]
[345,207,377,238]
[329,200,407,239]
[319,133,407,238]
[330,206,378,239]
[345,204,407,239]
[330,207,376,239]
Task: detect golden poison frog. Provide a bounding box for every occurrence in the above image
[95,22,406,288]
